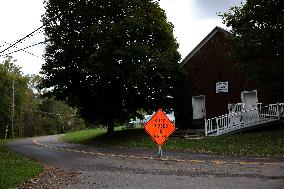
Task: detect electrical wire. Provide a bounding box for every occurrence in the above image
[0,12,63,55]
[0,41,10,49]
[0,28,44,49]
[0,26,44,54]
[14,104,76,117]
[0,41,46,58]
[0,40,43,60]
[0,13,63,60]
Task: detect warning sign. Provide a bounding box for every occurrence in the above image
[144,109,176,147]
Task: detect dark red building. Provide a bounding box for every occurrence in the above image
[175,26,270,129]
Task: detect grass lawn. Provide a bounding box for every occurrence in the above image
[0,140,43,189]
[61,126,284,158]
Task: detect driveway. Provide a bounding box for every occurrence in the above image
[8,135,284,189]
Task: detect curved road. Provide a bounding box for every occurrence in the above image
[8,135,284,189]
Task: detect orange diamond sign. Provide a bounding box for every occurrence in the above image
[144,109,176,147]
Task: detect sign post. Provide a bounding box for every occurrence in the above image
[144,109,176,158]
[158,146,162,158]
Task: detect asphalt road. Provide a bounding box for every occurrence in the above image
[8,135,284,189]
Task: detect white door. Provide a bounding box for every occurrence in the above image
[192,95,206,119]
[241,90,258,110]
[241,90,258,120]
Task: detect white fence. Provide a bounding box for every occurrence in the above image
[126,112,175,128]
[205,103,284,136]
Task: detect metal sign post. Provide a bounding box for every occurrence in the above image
[158,146,163,158]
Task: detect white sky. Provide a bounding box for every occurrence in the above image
[0,0,243,75]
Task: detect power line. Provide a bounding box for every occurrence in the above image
[0,11,64,55]
[14,104,76,117]
[0,28,44,49]
[0,41,46,58]
[14,104,60,116]
[0,40,43,60]
[0,41,10,48]
[0,25,44,54]
[0,10,65,56]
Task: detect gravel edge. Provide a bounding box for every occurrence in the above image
[18,165,80,189]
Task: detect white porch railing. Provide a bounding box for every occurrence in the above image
[205,103,284,136]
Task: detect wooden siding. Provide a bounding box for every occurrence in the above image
[175,29,269,129]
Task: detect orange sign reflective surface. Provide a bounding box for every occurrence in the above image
[144,109,176,147]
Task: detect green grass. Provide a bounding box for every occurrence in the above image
[61,126,125,143]
[61,126,284,158]
[0,140,43,189]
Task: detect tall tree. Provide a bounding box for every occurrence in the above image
[221,0,284,99]
[41,0,181,134]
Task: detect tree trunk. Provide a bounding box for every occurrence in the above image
[107,121,114,135]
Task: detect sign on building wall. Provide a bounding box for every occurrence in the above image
[216,81,228,93]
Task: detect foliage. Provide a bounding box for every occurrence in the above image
[0,57,29,138]
[39,97,85,134]
[0,57,85,138]
[41,0,181,133]
[61,126,284,157]
[0,140,43,188]
[221,0,284,99]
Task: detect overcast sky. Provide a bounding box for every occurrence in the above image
[0,0,244,75]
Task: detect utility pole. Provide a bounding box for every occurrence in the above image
[11,80,15,138]
[18,105,21,138]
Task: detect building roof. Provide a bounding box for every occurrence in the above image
[180,26,230,67]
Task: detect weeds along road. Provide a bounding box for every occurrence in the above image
[8,135,284,189]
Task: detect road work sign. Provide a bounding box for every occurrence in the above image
[144,109,176,147]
